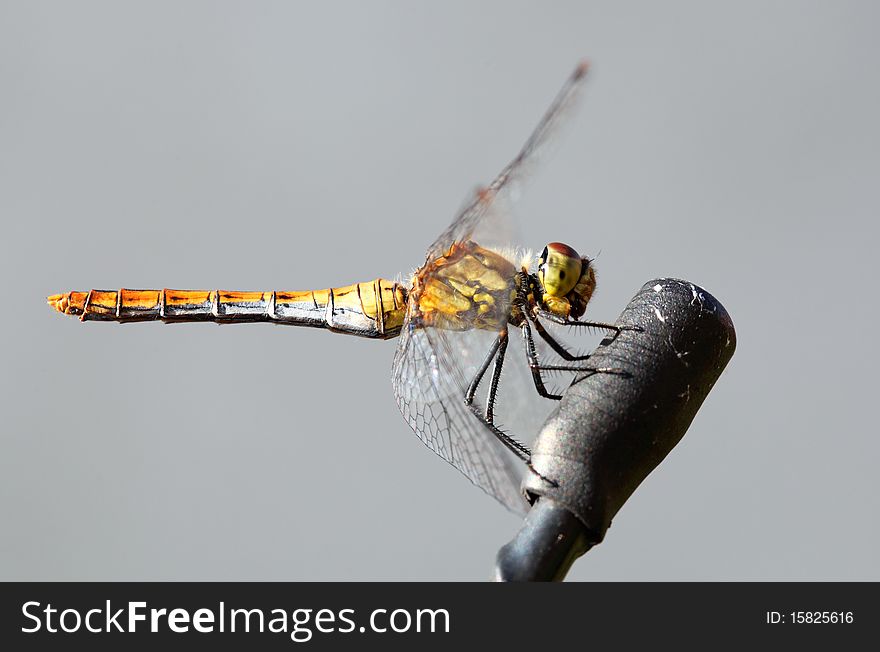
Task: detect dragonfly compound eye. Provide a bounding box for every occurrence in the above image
[537,242,582,297]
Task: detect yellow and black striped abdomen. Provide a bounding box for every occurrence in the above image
[47,279,408,339]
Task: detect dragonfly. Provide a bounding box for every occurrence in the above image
[47,62,628,514]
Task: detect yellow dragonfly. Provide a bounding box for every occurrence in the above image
[48,62,626,514]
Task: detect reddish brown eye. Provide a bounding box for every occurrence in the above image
[538,242,582,297]
[547,242,580,260]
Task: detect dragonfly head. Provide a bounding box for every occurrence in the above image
[537,242,596,319]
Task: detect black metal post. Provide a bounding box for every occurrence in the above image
[495,278,736,581]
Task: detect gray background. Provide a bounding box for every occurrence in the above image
[1,1,877,581]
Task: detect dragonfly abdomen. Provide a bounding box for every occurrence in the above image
[47,280,407,339]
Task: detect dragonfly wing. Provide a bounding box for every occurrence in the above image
[390,63,592,513]
[425,62,590,262]
[391,315,529,514]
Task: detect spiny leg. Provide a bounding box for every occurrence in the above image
[465,403,531,461]
[533,362,629,375]
[531,315,591,362]
[521,321,563,400]
[465,329,505,407]
[517,313,633,489]
[464,330,529,457]
[534,308,625,332]
[464,403,557,487]
[462,329,555,485]
[523,320,628,401]
[484,328,509,424]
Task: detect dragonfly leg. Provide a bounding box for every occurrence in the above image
[462,329,534,463]
[522,321,629,400]
[463,328,559,488]
[527,461,559,489]
[534,309,643,334]
[484,329,509,424]
[521,321,563,400]
[532,362,629,376]
[466,404,531,463]
[465,329,507,409]
[531,315,592,361]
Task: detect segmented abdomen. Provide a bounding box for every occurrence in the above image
[47,280,408,339]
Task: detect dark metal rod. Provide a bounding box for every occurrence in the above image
[495,278,737,581]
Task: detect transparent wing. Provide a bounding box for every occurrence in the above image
[392,321,528,513]
[425,61,590,262]
[391,63,592,513]
[392,275,585,513]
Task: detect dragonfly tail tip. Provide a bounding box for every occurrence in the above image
[47,293,70,314]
